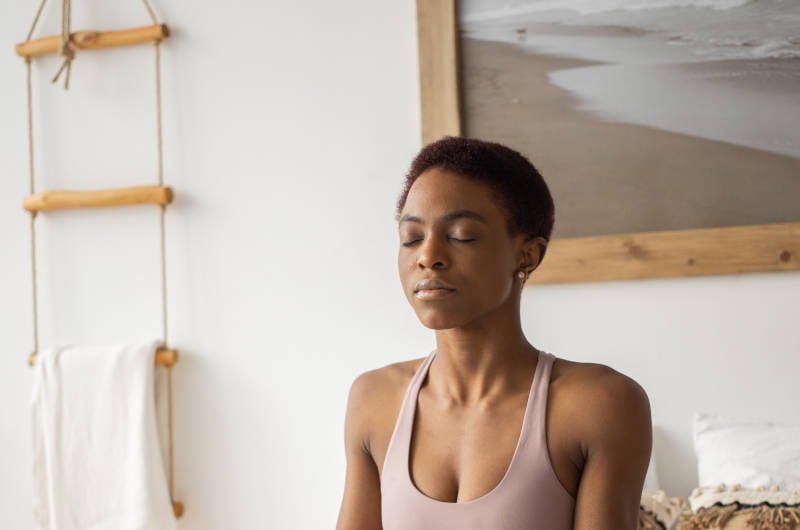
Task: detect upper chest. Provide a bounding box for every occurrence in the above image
[370,356,584,503]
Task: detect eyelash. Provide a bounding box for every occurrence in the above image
[401,237,475,247]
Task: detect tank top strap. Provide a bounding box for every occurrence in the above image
[383,349,436,475]
[527,350,555,450]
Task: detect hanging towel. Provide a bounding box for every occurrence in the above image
[31,338,177,530]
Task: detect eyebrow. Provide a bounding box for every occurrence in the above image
[398,210,488,225]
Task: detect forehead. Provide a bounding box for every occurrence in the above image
[402,167,504,220]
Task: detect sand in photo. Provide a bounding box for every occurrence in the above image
[461,38,800,239]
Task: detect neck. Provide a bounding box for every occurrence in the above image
[430,302,540,407]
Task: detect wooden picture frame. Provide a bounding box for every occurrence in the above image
[415,0,800,285]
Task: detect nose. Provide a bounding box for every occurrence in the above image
[416,235,448,270]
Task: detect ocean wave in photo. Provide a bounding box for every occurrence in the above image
[459,0,800,156]
[461,0,754,19]
[547,59,800,157]
[460,0,800,61]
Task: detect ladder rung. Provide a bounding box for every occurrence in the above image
[28,348,179,367]
[155,348,179,366]
[15,24,169,58]
[23,186,173,212]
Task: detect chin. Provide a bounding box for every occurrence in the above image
[415,309,470,330]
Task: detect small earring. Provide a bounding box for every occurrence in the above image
[517,270,526,279]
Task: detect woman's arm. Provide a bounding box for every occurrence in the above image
[572,367,652,530]
[336,372,383,530]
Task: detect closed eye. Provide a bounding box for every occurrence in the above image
[401,237,475,247]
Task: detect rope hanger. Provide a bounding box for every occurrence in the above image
[19,0,183,518]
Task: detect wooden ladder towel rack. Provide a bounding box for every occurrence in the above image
[28,347,179,368]
[23,185,174,212]
[18,0,183,519]
[15,23,169,58]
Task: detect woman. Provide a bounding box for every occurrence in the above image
[336,136,651,529]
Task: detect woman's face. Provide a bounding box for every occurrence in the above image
[398,167,534,330]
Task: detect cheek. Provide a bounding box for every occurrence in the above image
[397,250,414,290]
[471,265,512,303]
[464,246,514,299]
[397,249,410,274]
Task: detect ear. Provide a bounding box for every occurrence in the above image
[518,236,548,274]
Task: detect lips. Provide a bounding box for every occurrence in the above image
[414,278,456,293]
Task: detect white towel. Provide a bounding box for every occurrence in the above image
[31,338,177,530]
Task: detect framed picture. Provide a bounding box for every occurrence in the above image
[415,0,800,284]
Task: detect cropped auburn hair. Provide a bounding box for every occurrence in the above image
[396,136,555,253]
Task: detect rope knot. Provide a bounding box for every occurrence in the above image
[51,0,74,90]
[58,39,75,61]
[51,39,74,90]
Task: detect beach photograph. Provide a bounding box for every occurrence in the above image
[459,0,800,239]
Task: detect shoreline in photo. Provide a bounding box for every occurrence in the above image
[460,37,800,239]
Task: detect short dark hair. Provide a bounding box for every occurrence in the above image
[396,136,555,246]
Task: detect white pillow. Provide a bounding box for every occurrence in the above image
[693,411,800,490]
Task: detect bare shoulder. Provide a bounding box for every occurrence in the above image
[550,357,651,442]
[340,358,425,529]
[547,357,652,527]
[349,357,426,405]
[346,356,427,457]
[552,357,648,401]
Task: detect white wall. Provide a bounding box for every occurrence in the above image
[1,1,798,528]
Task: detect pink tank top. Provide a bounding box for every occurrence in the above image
[381,349,575,529]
